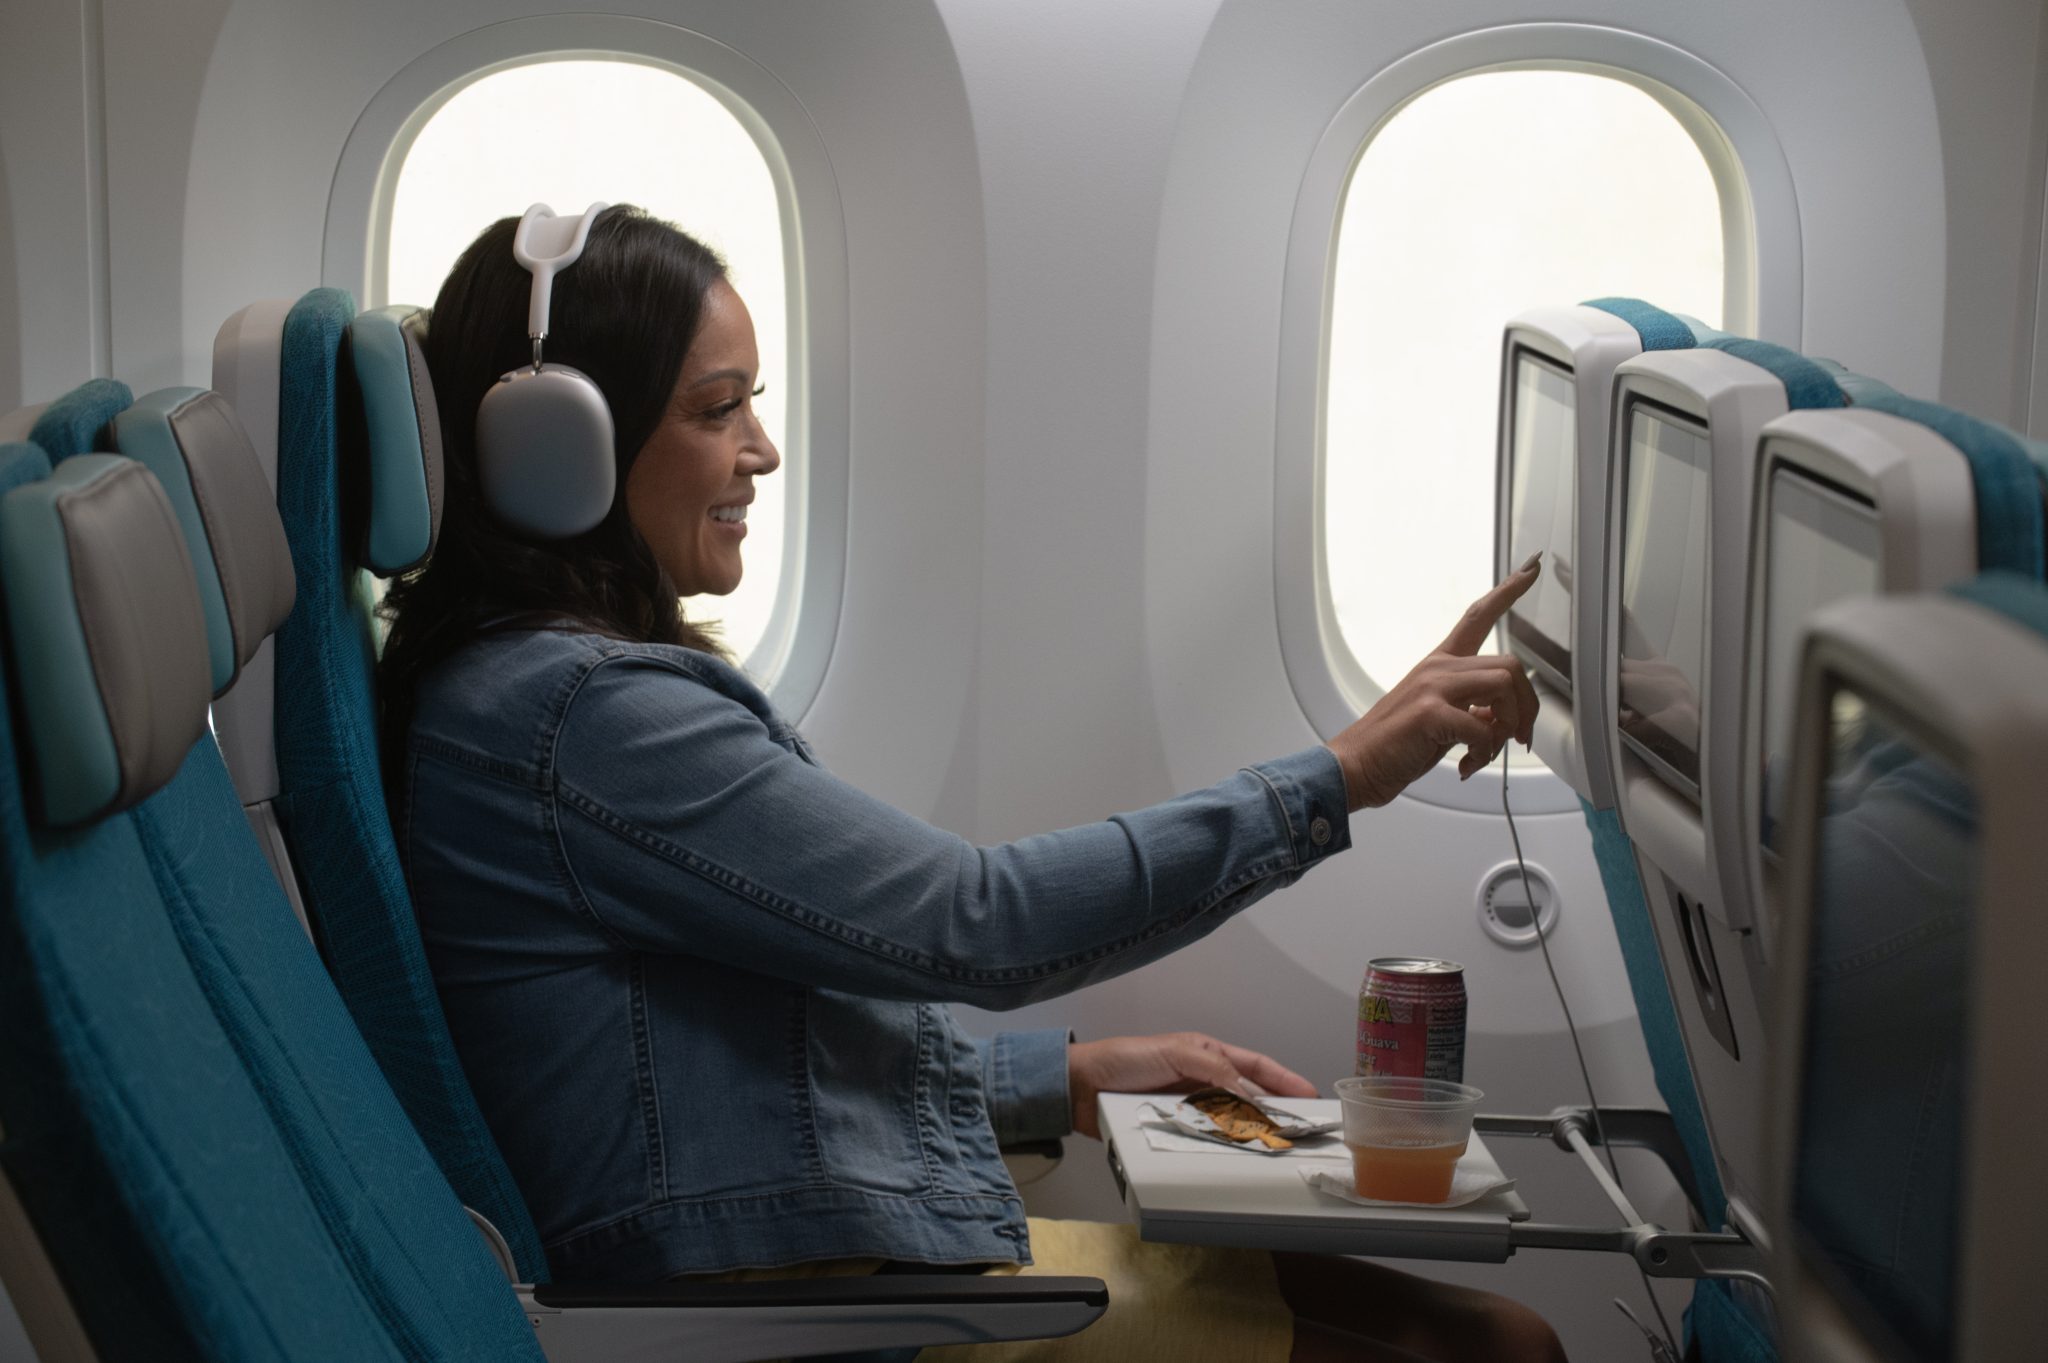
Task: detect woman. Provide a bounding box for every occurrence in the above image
[382,206,1561,1363]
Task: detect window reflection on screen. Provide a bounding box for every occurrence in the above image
[1793,687,1975,1363]
[1505,351,1577,689]
[1617,403,1711,793]
[1760,469,1881,853]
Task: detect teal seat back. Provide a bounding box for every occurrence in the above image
[265,289,549,1280]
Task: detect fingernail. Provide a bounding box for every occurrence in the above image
[1519,551,1542,574]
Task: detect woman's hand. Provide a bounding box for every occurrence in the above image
[1326,556,1543,810]
[1067,1032,1317,1140]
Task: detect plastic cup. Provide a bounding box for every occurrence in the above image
[1334,1076,1484,1203]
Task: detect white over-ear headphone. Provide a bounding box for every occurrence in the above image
[476,202,615,538]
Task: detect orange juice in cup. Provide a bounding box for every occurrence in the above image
[1335,1077,1483,1204]
[1349,1137,1470,1202]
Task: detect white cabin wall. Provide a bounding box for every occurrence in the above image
[0,2,107,413]
[1896,0,2048,430]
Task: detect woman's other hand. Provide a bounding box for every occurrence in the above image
[1326,555,1543,810]
[1067,1032,1317,1140]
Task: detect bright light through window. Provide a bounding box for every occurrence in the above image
[1324,70,1724,710]
[387,59,790,667]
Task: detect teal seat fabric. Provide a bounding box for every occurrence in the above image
[1687,1279,1778,1363]
[26,378,130,459]
[1846,392,2046,579]
[1695,337,1847,413]
[269,288,549,1280]
[1580,802,1729,1230]
[0,441,409,1363]
[1583,297,1698,352]
[130,736,544,1361]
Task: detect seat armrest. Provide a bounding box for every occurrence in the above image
[1001,1137,1065,1187]
[521,1275,1107,1363]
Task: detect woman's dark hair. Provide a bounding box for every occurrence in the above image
[378,205,729,765]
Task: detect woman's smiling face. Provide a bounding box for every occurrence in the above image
[624,278,780,598]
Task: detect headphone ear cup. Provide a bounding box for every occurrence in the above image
[476,364,617,538]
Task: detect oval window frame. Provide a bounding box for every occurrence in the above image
[324,14,848,720]
[1274,23,1799,814]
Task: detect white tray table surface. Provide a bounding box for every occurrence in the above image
[1099,1092,1531,1262]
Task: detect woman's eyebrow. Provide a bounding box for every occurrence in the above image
[686,367,752,389]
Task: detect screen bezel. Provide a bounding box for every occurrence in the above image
[1787,676,1975,1363]
[1502,344,1577,694]
[1616,394,1712,804]
[1757,467,1883,865]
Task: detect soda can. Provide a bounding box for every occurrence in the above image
[1356,957,1467,1082]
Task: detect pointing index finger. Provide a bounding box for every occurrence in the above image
[1439,551,1543,657]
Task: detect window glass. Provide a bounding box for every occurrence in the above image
[1324,69,1724,709]
[386,59,789,666]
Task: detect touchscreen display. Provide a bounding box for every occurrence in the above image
[1617,402,1711,793]
[1793,687,1975,1362]
[1504,350,1577,689]
[1759,468,1881,854]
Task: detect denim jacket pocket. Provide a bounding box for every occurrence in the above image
[805,990,933,1195]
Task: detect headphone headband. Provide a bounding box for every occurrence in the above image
[512,202,610,351]
[477,201,618,539]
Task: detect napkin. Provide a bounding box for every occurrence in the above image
[1298,1162,1514,1209]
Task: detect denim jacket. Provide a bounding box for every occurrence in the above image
[399,628,1351,1280]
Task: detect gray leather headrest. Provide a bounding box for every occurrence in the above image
[0,456,211,826]
[111,388,296,696]
[348,306,444,573]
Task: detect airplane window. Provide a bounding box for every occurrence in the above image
[385,59,791,671]
[1323,69,1725,726]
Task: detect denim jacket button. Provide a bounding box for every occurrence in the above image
[1309,816,1332,847]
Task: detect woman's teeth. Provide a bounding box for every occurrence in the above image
[710,505,747,524]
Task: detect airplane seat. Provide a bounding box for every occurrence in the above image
[25,377,132,460]
[1839,388,2047,580]
[1,404,1106,1363]
[1577,297,1755,1360]
[1573,296,1729,1235]
[1570,302,1860,1363]
[1769,570,2048,1363]
[0,441,423,1361]
[101,388,549,1357]
[210,286,554,1282]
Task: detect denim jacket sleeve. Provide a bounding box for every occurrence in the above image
[548,651,1351,1010]
[974,1029,1074,1145]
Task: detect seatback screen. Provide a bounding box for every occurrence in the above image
[1617,400,1711,796]
[1760,469,1881,854]
[1793,687,1975,1362]
[1504,349,1577,690]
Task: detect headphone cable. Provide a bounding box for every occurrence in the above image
[1500,742,1680,1357]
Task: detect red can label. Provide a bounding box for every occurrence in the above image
[1356,957,1467,1082]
